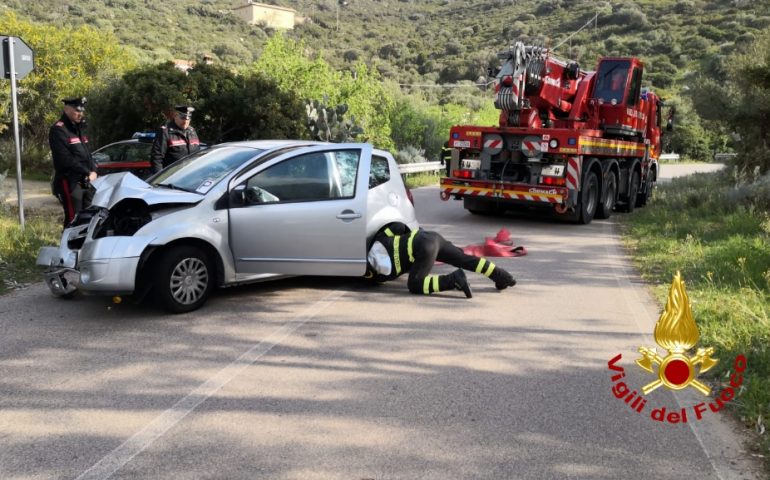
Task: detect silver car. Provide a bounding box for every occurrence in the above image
[37,141,418,312]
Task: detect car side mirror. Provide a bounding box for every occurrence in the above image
[230,185,246,207]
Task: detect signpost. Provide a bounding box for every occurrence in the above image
[0,35,34,229]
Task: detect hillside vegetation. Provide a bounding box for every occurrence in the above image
[4,0,769,88]
[1,0,769,168]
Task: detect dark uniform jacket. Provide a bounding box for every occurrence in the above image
[49,114,95,187]
[150,121,201,173]
[366,223,417,282]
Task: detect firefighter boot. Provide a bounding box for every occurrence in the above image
[490,268,517,290]
[450,269,473,298]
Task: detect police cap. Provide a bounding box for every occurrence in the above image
[174,105,195,120]
[63,97,87,112]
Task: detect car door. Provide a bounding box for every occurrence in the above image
[228,144,371,276]
[122,142,153,178]
[93,143,128,175]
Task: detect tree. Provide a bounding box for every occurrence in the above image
[0,12,135,143]
[252,33,339,103]
[691,32,770,174]
[87,62,307,146]
[86,62,187,147]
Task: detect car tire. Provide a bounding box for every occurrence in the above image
[595,171,617,220]
[154,246,214,313]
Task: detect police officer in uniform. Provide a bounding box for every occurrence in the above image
[49,97,97,228]
[150,105,201,173]
[366,223,517,298]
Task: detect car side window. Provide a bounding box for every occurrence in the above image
[369,155,390,189]
[97,145,127,163]
[244,149,361,205]
[124,143,151,163]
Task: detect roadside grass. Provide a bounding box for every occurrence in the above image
[0,206,60,294]
[403,172,441,189]
[621,170,770,465]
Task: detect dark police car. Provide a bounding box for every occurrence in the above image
[92,132,156,179]
[93,133,208,179]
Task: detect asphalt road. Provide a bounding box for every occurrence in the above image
[1,163,762,480]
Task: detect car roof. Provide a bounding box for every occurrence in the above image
[219,140,391,157]
[220,140,323,150]
[94,139,141,151]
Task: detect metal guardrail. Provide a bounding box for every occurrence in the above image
[398,161,443,174]
[659,153,680,162]
[714,153,737,162]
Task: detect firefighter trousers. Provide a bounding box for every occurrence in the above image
[406,230,499,295]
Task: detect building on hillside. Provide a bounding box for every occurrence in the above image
[173,55,214,73]
[173,59,194,73]
[233,1,297,29]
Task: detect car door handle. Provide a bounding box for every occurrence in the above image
[336,210,362,220]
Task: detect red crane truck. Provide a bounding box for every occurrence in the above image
[440,43,670,224]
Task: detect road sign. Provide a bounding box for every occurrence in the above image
[1,35,35,79]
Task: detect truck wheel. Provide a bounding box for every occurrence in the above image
[154,246,213,313]
[621,170,640,213]
[595,171,617,220]
[636,175,653,207]
[577,171,599,224]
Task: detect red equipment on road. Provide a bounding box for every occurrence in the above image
[441,42,671,224]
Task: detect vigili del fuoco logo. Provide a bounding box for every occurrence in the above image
[608,272,747,424]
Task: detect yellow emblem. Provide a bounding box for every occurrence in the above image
[635,272,718,395]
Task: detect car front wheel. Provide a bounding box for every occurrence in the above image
[154,246,213,313]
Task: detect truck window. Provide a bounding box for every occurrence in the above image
[593,60,630,104]
[626,67,642,107]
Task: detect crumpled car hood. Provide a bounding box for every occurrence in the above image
[91,172,203,209]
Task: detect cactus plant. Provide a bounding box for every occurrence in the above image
[305,97,364,143]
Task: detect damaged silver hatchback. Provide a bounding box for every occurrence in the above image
[37,141,418,313]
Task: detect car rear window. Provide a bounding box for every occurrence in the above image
[369,155,390,189]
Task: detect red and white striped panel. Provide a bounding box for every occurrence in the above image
[504,192,559,203]
[522,140,540,155]
[566,157,580,191]
[484,138,502,149]
[441,187,561,204]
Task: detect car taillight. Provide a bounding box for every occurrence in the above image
[405,186,415,206]
[452,169,476,179]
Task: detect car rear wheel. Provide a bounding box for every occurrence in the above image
[154,246,213,313]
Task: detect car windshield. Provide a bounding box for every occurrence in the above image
[149,146,262,194]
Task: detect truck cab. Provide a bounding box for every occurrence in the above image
[593,58,647,139]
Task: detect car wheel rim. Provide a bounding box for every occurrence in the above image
[170,257,208,305]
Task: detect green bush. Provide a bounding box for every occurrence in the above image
[623,171,770,465]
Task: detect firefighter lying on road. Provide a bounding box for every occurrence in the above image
[365,223,517,298]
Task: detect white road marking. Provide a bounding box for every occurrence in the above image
[75,290,346,480]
